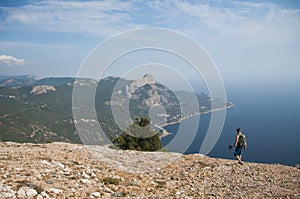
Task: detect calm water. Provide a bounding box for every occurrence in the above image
[162,81,300,166]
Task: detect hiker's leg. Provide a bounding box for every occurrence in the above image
[235,155,239,161]
[236,155,242,163]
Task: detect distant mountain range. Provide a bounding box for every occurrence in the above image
[0,74,233,144]
[0,75,75,87]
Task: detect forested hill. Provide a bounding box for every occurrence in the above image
[0,75,232,144]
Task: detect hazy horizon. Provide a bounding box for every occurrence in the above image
[1,0,299,87]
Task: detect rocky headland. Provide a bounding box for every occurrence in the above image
[0,142,299,198]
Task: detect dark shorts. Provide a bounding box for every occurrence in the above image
[234,146,243,157]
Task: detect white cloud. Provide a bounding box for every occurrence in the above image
[0,41,73,49]
[1,0,299,43]
[0,55,25,66]
[1,0,143,36]
[145,0,300,45]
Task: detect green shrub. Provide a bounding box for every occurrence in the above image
[102,177,121,185]
[113,117,162,151]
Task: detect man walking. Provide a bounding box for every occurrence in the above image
[230,128,247,165]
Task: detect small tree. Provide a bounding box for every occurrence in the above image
[114,117,162,151]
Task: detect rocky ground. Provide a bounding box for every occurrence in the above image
[0,142,299,198]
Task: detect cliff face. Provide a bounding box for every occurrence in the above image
[0,142,299,199]
[125,74,155,98]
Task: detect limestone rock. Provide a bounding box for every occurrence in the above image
[0,183,17,199]
[17,187,38,199]
[90,192,101,198]
[125,74,155,98]
[45,187,63,195]
[30,85,56,95]
[0,142,299,198]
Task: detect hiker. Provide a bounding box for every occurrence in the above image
[229,128,247,165]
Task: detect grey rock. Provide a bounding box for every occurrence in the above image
[90,192,101,198]
[113,191,123,197]
[45,187,63,195]
[17,187,38,199]
[0,183,17,199]
[45,179,54,184]
[130,179,138,186]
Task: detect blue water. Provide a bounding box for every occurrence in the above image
[162,81,300,166]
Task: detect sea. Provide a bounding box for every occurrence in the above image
[162,80,300,166]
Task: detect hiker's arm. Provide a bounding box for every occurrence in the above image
[233,135,239,148]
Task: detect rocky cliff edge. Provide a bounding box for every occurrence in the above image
[0,142,299,198]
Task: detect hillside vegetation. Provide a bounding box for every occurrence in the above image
[0,75,232,145]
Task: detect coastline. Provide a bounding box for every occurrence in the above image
[160,104,234,128]
[158,104,234,139]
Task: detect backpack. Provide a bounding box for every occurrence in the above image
[238,134,247,147]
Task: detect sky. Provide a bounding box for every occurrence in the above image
[0,0,299,87]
